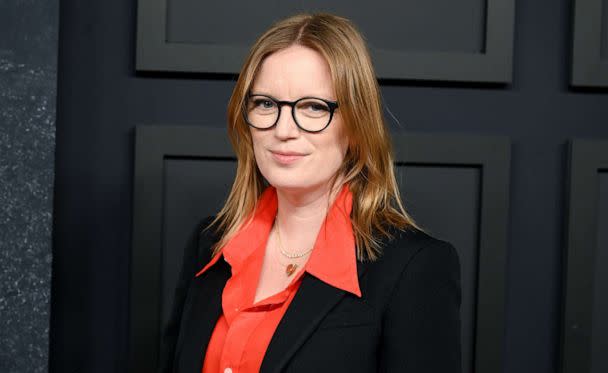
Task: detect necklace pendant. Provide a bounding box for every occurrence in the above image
[286,263,297,276]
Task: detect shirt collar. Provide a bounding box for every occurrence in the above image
[195,183,361,298]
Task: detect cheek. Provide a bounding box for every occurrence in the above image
[328,142,347,167]
[316,135,347,171]
[250,129,265,152]
[327,121,349,164]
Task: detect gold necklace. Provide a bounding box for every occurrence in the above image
[274,217,314,276]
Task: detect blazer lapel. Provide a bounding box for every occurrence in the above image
[175,257,231,373]
[260,259,370,373]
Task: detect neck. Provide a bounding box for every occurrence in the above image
[274,181,344,251]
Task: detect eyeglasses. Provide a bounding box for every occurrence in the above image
[243,94,339,133]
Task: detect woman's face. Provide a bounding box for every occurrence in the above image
[249,45,348,194]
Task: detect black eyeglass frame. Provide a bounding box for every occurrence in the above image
[243,94,339,133]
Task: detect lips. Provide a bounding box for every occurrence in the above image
[269,150,307,165]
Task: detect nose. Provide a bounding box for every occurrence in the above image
[273,105,300,140]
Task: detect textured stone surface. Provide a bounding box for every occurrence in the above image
[0,1,58,372]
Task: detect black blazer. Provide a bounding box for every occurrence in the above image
[160,217,462,373]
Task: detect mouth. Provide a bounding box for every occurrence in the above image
[269,150,308,165]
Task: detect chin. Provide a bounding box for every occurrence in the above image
[266,174,339,196]
[258,162,339,194]
[266,178,313,192]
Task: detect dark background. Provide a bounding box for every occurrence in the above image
[48,1,608,373]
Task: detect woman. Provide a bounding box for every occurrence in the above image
[160,13,461,373]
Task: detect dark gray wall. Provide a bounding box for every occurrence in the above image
[592,174,608,373]
[49,1,608,373]
[0,1,58,372]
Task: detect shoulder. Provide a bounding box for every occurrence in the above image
[183,215,220,268]
[373,227,460,275]
[374,228,462,371]
[196,215,220,247]
[363,227,461,302]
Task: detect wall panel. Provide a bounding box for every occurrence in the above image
[561,140,608,373]
[136,0,515,82]
[571,0,608,86]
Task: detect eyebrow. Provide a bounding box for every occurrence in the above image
[249,92,337,101]
[248,92,278,100]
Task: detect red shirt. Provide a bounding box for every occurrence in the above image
[194,183,361,373]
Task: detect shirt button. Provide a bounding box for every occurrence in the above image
[224,368,233,373]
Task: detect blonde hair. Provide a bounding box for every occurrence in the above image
[208,13,423,261]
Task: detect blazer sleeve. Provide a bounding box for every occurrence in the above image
[158,217,213,373]
[377,239,462,373]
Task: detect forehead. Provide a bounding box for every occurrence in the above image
[252,45,335,99]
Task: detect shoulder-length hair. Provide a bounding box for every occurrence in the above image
[208,13,422,261]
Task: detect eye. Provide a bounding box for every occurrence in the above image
[253,98,276,110]
[296,99,330,118]
[307,102,329,112]
[299,100,329,111]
